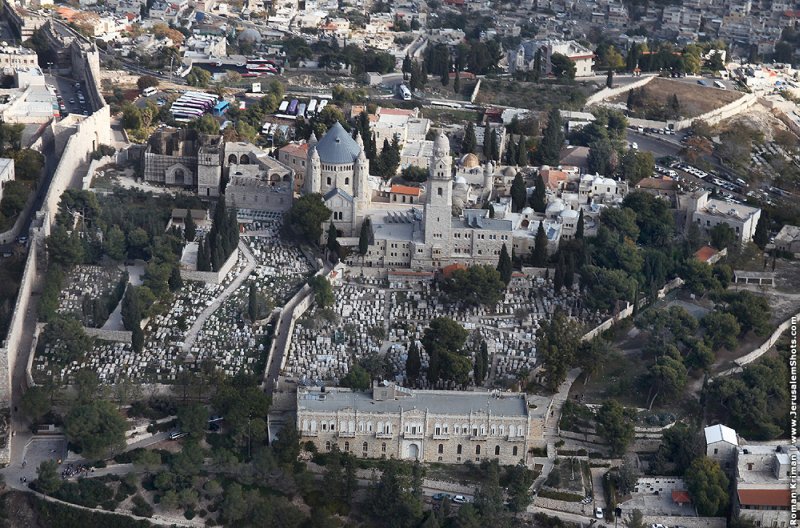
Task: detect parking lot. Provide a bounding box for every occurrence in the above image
[18,436,68,481]
[46,73,92,117]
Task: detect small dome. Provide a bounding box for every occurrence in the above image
[461,153,479,168]
[521,206,533,215]
[238,28,261,43]
[546,200,565,214]
[434,132,450,155]
[455,175,468,185]
[502,166,517,177]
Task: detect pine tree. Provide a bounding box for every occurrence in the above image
[576,209,585,239]
[510,173,527,213]
[496,243,512,285]
[753,212,769,249]
[462,122,477,154]
[531,173,546,213]
[184,210,196,242]
[489,129,499,161]
[248,282,258,321]
[406,341,421,382]
[532,222,548,266]
[358,218,371,256]
[517,135,527,166]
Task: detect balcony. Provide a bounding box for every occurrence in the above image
[506,435,525,442]
[403,432,423,440]
[338,431,356,438]
[432,434,449,440]
[376,432,394,439]
[301,430,318,437]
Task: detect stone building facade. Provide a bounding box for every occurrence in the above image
[297,383,549,465]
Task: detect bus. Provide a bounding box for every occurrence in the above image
[297,103,307,117]
[287,99,299,114]
[142,86,157,97]
[399,84,411,101]
[183,91,218,102]
[307,99,318,115]
[171,104,205,116]
[278,100,289,113]
[212,100,230,116]
[318,99,328,113]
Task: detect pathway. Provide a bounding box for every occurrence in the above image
[181,240,257,353]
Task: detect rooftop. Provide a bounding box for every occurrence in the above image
[316,122,361,165]
[775,224,800,243]
[694,245,719,263]
[704,424,738,446]
[298,386,535,418]
[737,489,791,507]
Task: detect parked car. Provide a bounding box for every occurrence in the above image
[169,431,187,440]
[432,493,451,501]
[595,507,604,519]
[452,495,468,504]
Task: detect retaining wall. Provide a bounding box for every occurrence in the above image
[581,302,634,342]
[179,247,239,285]
[712,310,800,376]
[585,75,657,107]
[470,79,481,104]
[84,327,133,343]
[81,154,117,190]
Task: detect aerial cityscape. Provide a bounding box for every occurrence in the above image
[0,0,794,525]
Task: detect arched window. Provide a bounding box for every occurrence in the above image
[240,154,250,164]
[345,177,350,185]
[495,445,500,456]
[310,420,317,431]
[457,444,462,455]
[228,154,238,164]
[499,425,505,436]
[326,177,332,185]
[476,445,481,455]
[325,441,331,451]
[330,421,335,431]
[381,443,387,453]
[512,446,518,457]
[358,421,364,432]
[344,442,350,452]
[302,419,308,431]
[367,422,373,432]
[362,442,368,452]
[508,425,515,437]
[438,444,444,454]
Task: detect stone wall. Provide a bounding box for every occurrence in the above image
[581,302,634,342]
[179,247,239,285]
[84,327,133,343]
[585,75,657,107]
[0,184,38,244]
[470,79,481,104]
[533,496,587,515]
[81,154,117,190]
[672,93,758,130]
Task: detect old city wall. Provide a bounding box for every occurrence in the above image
[584,74,656,107]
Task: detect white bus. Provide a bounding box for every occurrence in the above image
[318,99,328,113]
[278,100,289,113]
[307,99,318,115]
[399,84,411,101]
[142,86,157,97]
[297,103,307,118]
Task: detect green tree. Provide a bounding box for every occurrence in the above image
[406,340,421,382]
[710,223,736,250]
[184,210,196,242]
[537,309,582,390]
[606,69,614,88]
[137,75,159,91]
[510,173,527,213]
[453,71,461,94]
[21,386,51,421]
[530,173,546,213]
[358,217,371,256]
[422,317,469,384]
[595,400,635,456]
[326,221,340,261]
[248,282,258,321]
[646,348,688,409]
[753,213,769,249]
[308,275,334,308]
[496,243,512,285]
[282,194,332,244]
[340,364,371,390]
[532,222,548,266]
[443,265,505,306]
[685,457,729,516]
[623,509,645,528]
[104,225,127,261]
[582,265,637,312]
[474,339,489,384]
[64,399,127,458]
[701,311,740,351]
[551,53,576,79]
[36,459,62,494]
[186,67,211,87]
[517,135,528,166]
[40,316,93,363]
[539,108,564,165]
[462,122,477,154]
[133,449,162,476]
[177,403,208,439]
[577,338,615,385]
[575,209,584,239]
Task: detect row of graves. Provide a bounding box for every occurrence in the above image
[33,219,314,385]
[56,265,127,328]
[285,273,601,388]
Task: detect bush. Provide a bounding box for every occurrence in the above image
[131,494,154,518]
[185,508,196,520]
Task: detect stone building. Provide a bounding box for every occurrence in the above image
[143,128,223,189]
[223,142,293,215]
[683,189,761,244]
[297,382,548,464]
[734,444,795,528]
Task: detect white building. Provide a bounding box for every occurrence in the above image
[296,382,548,464]
[685,190,761,244]
[510,39,595,77]
[704,424,739,469]
[734,444,795,528]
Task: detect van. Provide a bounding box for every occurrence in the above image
[142,86,158,97]
[169,431,188,440]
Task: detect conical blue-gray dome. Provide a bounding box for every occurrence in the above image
[315,122,361,164]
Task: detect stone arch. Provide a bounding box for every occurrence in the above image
[240,153,250,164]
[228,154,238,164]
[406,443,420,460]
[165,163,193,186]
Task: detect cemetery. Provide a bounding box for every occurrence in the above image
[55,265,128,328]
[32,218,314,385]
[285,272,598,388]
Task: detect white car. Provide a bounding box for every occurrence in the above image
[452,495,468,504]
[595,507,604,519]
[631,142,638,150]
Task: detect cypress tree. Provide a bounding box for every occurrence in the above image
[453,71,461,93]
[184,210,196,242]
[462,122,476,154]
[483,126,492,158]
[532,222,548,266]
[489,129,499,161]
[358,218,371,256]
[517,135,527,166]
[496,243,512,285]
[510,173,527,213]
[531,173,546,213]
[441,68,449,86]
[753,212,769,249]
[576,209,585,239]
[326,222,340,262]
[564,252,575,288]
[406,341,421,382]
[168,265,183,292]
[554,253,565,292]
[248,282,258,321]
[539,108,564,165]
[131,324,144,354]
[606,68,614,88]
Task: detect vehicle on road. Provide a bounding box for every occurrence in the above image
[452,495,468,504]
[595,507,604,519]
[169,431,187,440]
[432,493,451,501]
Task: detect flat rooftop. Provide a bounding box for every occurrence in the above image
[298,387,538,418]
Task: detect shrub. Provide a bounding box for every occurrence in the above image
[131,495,154,518]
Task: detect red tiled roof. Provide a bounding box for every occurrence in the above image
[279,143,309,157]
[442,263,467,278]
[672,490,691,504]
[379,108,416,117]
[390,184,422,196]
[694,245,719,263]
[738,489,791,507]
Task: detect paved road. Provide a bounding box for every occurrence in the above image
[181,240,257,353]
[625,130,682,158]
